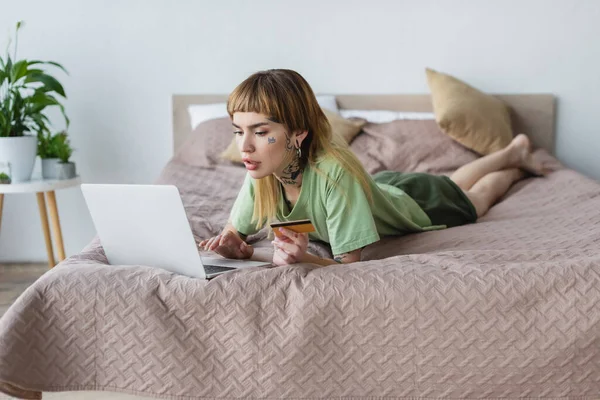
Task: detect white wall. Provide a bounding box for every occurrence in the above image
[1,0,598,262]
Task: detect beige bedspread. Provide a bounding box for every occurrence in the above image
[1,151,600,399]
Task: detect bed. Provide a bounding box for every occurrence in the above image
[1,93,600,400]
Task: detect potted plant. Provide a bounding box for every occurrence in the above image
[38,131,76,179]
[0,172,10,184]
[0,161,10,183]
[0,21,69,182]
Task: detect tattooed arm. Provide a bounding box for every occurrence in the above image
[298,247,363,266]
[333,248,363,264]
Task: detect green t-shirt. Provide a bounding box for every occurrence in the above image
[229,157,445,255]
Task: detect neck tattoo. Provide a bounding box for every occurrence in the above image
[279,136,303,186]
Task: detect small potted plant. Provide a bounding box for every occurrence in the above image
[38,131,76,179]
[0,161,10,184]
[0,172,10,184]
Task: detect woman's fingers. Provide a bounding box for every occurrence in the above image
[273,239,297,256]
[274,245,293,264]
[197,232,245,258]
[206,237,219,251]
[208,235,221,251]
[272,248,288,266]
[228,240,245,258]
[239,241,252,258]
[219,232,241,255]
[217,244,242,259]
[276,228,301,244]
[277,229,309,250]
[297,232,309,244]
[201,239,211,251]
[220,230,236,245]
[200,233,243,256]
[216,231,249,258]
[205,237,213,250]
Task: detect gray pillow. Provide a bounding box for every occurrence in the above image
[350,119,479,175]
[173,117,236,168]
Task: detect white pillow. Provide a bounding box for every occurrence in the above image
[339,109,435,123]
[188,95,340,130]
[187,103,229,131]
[314,95,339,113]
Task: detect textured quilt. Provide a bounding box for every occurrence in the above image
[1,150,600,399]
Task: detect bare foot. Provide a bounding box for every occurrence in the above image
[508,134,547,176]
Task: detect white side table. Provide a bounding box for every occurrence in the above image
[0,177,82,269]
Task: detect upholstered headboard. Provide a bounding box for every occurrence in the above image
[172,94,556,155]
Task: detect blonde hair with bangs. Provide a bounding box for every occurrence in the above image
[227,69,373,231]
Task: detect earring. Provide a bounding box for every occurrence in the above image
[296,146,302,159]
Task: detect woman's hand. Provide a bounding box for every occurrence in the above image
[198,230,253,259]
[272,228,309,266]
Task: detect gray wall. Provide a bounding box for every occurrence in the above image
[1,0,599,262]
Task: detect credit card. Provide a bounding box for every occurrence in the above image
[270,219,315,238]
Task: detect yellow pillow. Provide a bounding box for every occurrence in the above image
[220,137,243,163]
[220,109,365,163]
[323,108,366,143]
[425,68,513,155]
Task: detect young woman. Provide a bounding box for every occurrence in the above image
[199,69,548,267]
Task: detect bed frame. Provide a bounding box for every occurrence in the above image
[172,94,556,155]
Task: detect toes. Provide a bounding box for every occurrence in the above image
[521,159,546,177]
[511,133,532,152]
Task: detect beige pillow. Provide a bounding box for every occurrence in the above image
[425,68,513,155]
[220,136,243,163]
[220,109,366,163]
[323,109,366,143]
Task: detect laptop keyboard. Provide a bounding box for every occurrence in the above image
[204,264,236,275]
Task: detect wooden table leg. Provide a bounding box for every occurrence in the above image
[36,192,55,269]
[46,191,66,262]
[0,193,4,233]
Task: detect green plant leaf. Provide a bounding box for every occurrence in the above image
[29,91,60,107]
[10,60,28,82]
[30,114,48,132]
[0,111,6,131]
[23,68,44,77]
[28,60,68,75]
[25,73,66,97]
[1,23,70,138]
[37,130,72,161]
[5,56,12,74]
[27,91,69,128]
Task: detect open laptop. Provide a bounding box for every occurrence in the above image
[81,184,272,279]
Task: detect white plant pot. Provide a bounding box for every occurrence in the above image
[57,162,76,180]
[0,135,37,182]
[42,158,77,180]
[41,158,61,179]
